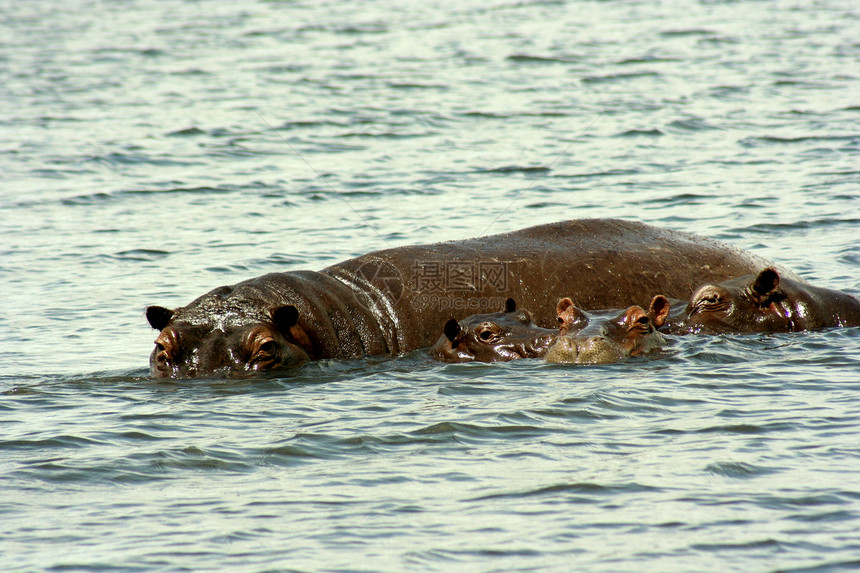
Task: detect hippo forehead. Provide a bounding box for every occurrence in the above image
[172,298,273,330]
[176,328,243,376]
[571,309,622,335]
[462,309,532,328]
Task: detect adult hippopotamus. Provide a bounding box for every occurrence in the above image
[429,298,558,362]
[545,296,670,364]
[146,218,780,378]
[664,268,860,334]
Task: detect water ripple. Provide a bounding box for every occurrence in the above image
[5,0,860,570]
[704,461,780,478]
[471,481,662,502]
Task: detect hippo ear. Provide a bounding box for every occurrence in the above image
[505,298,517,313]
[751,268,780,303]
[272,305,300,332]
[146,306,174,330]
[556,297,574,316]
[649,295,671,328]
[556,297,587,327]
[444,318,462,343]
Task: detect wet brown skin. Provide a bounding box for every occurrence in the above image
[429,298,558,362]
[431,295,671,364]
[146,218,783,378]
[664,268,860,334]
[546,295,670,364]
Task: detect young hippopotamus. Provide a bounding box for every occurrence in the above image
[428,298,559,362]
[665,268,860,334]
[545,295,670,365]
[430,296,671,364]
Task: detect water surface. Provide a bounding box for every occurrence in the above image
[2,0,859,571]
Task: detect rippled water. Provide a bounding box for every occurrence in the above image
[2,0,860,571]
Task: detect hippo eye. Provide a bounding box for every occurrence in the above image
[249,338,279,370]
[259,340,276,355]
[636,316,650,325]
[477,328,502,343]
[154,344,172,368]
[693,293,721,312]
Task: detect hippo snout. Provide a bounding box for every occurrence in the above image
[546,335,626,365]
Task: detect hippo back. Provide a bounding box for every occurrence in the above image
[325,219,785,350]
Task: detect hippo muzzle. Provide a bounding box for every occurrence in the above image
[544,334,627,365]
[546,296,670,365]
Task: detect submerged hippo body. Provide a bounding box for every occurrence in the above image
[666,268,860,334]
[147,218,781,378]
[546,296,670,365]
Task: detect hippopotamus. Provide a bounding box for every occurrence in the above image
[664,267,860,334]
[429,298,558,362]
[146,218,782,378]
[430,295,671,364]
[545,295,670,364]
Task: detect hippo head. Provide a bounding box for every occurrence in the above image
[146,295,313,379]
[545,295,670,365]
[429,298,559,362]
[668,267,858,334]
